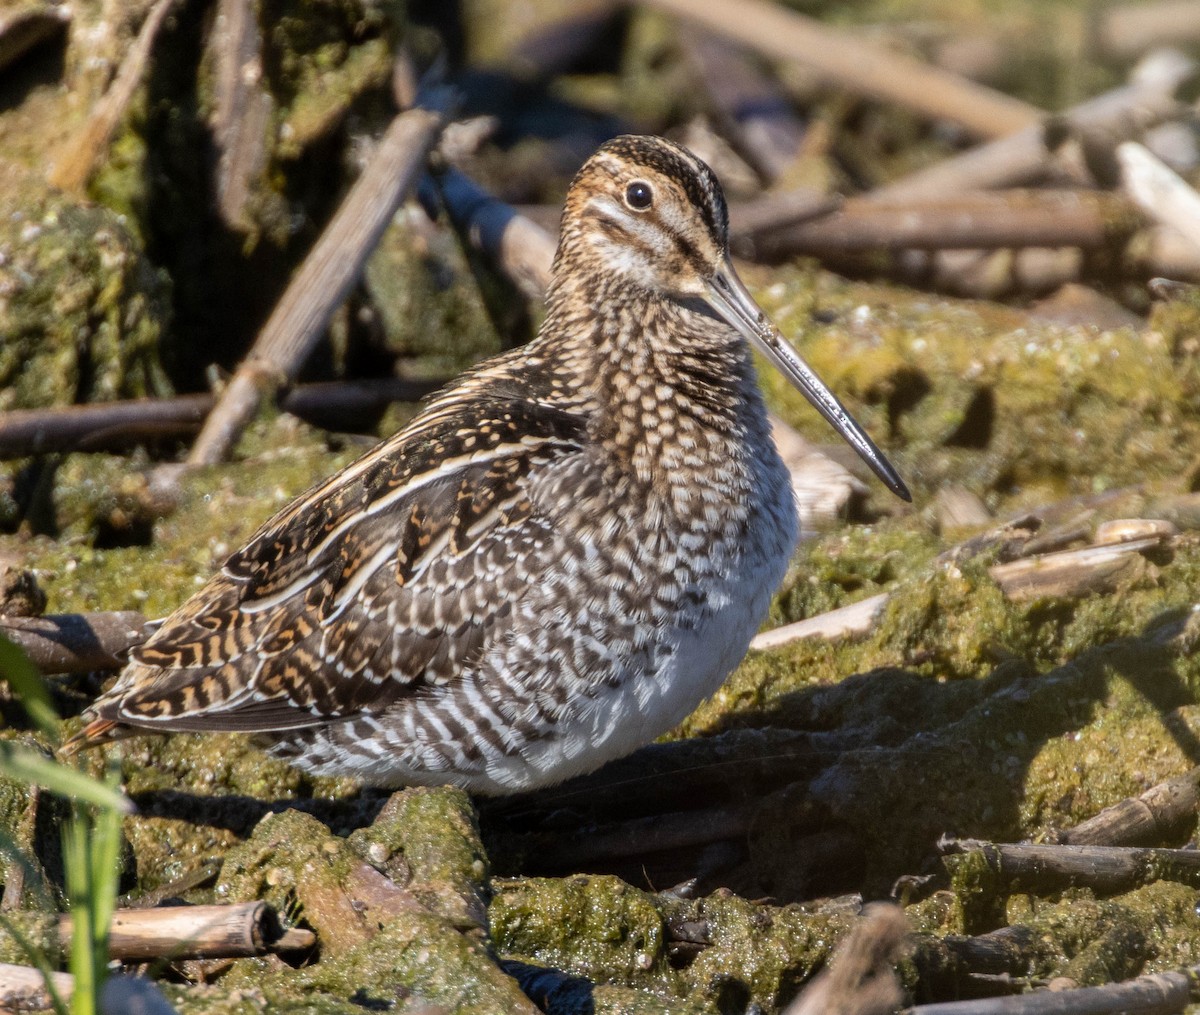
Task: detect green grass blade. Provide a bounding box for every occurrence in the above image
[88,766,123,957]
[0,635,59,741]
[0,743,133,814]
[64,817,95,1015]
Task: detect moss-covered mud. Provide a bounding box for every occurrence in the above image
[2,267,1200,1009]
[4,0,1200,1009]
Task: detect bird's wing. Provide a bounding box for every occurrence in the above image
[91,395,589,734]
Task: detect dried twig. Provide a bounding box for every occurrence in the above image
[679,25,807,184]
[435,167,557,301]
[207,0,272,230]
[906,966,1194,1014]
[643,0,1041,139]
[187,90,455,467]
[1,613,151,674]
[0,377,442,460]
[1098,0,1200,60]
[940,838,1200,895]
[876,49,1197,201]
[47,0,179,193]
[1058,768,1200,847]
[1119,140,1200,256]
[751,593,887,649]
[752,191,1137,259]
[0,962,75,1012]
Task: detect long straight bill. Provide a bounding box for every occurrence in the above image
[706,259,911,502]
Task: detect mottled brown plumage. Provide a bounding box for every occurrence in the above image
[69,135,907,794]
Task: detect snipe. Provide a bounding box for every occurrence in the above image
[68,136,909,794]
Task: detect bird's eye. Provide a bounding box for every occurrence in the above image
[625,181,653,211]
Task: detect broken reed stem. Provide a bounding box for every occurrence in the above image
[47,0,178,193]
[0,905,312,1008]
[678,24,807,183]
[786,904,908,1015]
[643,0,1040,139]
[187,90,454,467]
[940,838,1200,895]
[1060,767,1200,847]
[58,901,314,961]
[1119,140,1200,256]
[0,377,443,459]
[207,0,272,230]
[1098,0,1200,60]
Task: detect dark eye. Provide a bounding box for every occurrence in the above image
[625,181,653,211]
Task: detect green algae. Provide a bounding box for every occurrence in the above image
[364,212,505,378]
[753,267,1200,508]
[9,272,1200,1008]
[490,876,863,1012]
[492,875,671,990]
[346,786,490,933]
[0,910,59,967]
[210,797,543,1013]
[0,175,171,414]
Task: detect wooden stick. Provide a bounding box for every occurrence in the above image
[642,0,1041,140]
[207,0,272,231]
[0,962,75,1011]
[751,532,1169,650]
[187,90,454,467]
[55,901,314,961]
[932,926,1038,978]
[876,50,1197,201]
[1136,224,1200,281]
[1098,0,1200,60]
[435,167,557,301]
[1119,140,1200,256]
[751,593,887,650]
[47,0,179,193]
[1060,768,1200,847]
[989,536,1160,602]
[730,190,843,246]
[678,24,808,184]
[753,191,1136,259]
[0,377,442,460]
[940,838,1200,894]
[906,967,1193,1014]
[1,613,151,674]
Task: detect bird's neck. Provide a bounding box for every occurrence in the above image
[542,279,767,469]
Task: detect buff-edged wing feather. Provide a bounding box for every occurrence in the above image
[83,394,588,736]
